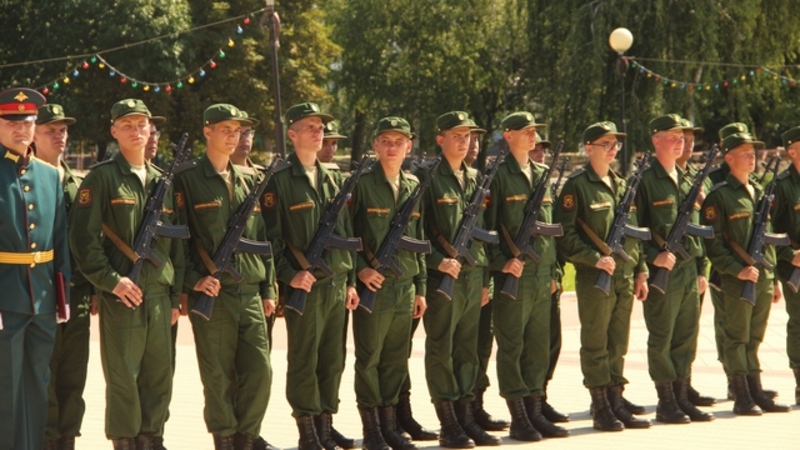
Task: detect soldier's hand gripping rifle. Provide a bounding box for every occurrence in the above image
[594,153,652,295]
[649,145,719,294]
[357,158,441,312]
[499,142,565,300]
[283,156,370,315]
[127,133,192,285]
[741,155,790,304]
[191,157,285,320]
[435,144,507,300]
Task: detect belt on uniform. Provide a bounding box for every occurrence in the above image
[0,249,54,265]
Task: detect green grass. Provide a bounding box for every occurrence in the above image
[561,262,576,292]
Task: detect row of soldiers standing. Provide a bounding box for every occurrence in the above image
[1,84,799,450]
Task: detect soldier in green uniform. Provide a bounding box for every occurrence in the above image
[34,105,91,450]
[413,111,500,448]
[485,111,568,441]
[69,99,183,450]
[526,132,569,425]
[0,88,70,450]
[350,116,428,450]
[674,118,716,408]
[145,124,161,164]
[320,121,346,165]
[701,131,791,415]
[262,102,358,450]
[467,120,510,432]
[555,121,651,432]
[773,126,800,406]
[634,115,713,424]
[175,104,277,450]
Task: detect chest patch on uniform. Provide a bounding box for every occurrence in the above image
[411,211,421,219]
[704,206,717,221]
[110,197,136,206]
[728,211,751,221]
[652,197,675,207]
[562,194,575,210]
[589,201,611,211]
[367,207,390,215]
[505,194,527,202]
[194,200,222,210]
[78,188,92,206]
[162,207,174,215]
[175,191,185,210]
[543,196,552,204]
[793,203,800,212]
[437,196,458,205]
[289,201,315,212]
[263,192,276,210]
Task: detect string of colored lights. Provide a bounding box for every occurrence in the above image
[627,57,800,90]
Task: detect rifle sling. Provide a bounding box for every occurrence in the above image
[723,232,757,266]
[429,223,459,259]
[195,243,219,275]
[286,241,312,271]
[101,224,139,263]
[576,218,613,256]
[651,230,667,249]
[500,224,522,258]
[361,242,382,271]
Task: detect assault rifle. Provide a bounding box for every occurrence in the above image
[741,155,790,304]
[191,157,284,320]
[435,144,506,300]
[594,153,652,295]
[283,156,370,314]
[128,133,192,285]
[499,142,565,299]
[649,145,719,294]
[551,156,569,196]
[357,158,441,312]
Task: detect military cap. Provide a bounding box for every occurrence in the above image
[582,121,627,144]
[373,116,415,140]
[501,111,547,131]
[680,118,704,135]
[285,102,333,126]
[437,111,473,132]
[719,122,749,141]
[535,132,552,149]
[649,114,693,135]
[324,121,348,140]
[782,126,800,148]
[467,118,487,135]
[0,88,46,122]
[203,103,253,126]
[240,111,259,127]
[111,99,166,125]
[722,132,765,154]
[36,104,76,125]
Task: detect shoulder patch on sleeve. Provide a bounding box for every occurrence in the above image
[262,191,276,210]
[704,205,717,221]
[561,193,575,211]
[175,191,185,210]
[77,187,93,207]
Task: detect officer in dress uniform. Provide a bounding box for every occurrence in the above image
[0,87,70,450]
[34,104,92,450]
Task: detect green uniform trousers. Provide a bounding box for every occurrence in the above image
[46,289,91,440]
[547,290,563,383]
[720,276,773,375]
[285,275,347,417]
[710,284,727,366]
[474,301,494,392]
[0,311,57,450]
[189,286,271,436]
[492,267,552,400]
[575,268,633,388]
[782,281,800,369]
[642,262,699,382]
[400,317,422,393]
[424,269,482,402]
[98,289,173,439]
[353,278,414,408]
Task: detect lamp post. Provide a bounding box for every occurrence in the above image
[609,27,633,175]
[265,0,286,158]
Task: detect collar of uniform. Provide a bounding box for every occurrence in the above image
[112,151,156,178]
[288,151,322,177]
[583,162,622,186]
[437,157,475,184]
[2,144,34,166]
[373,164,413,196]
[647,157,685,181]
[724,171,762,195]
[503,152,529,175]
[198,153,240,180]
[789,164,800,182]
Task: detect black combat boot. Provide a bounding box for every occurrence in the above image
[112,438,137,450]
[540,383,569,423]
[747,373,791,413]
[151,436,166,450]
[654,382,690,424]
[396,391,438,441]
[378,405,418,450]
[234,433,256,450]
[505,398,542,441]
[730,374,762,416]
[685,376,716,406]
[470,388,509,431]
[607,385,650,429]
[359,407,391,450]
[252,435,281,450]
[673,379,714,421]
[315,412,344,450]
[620,384,646,415]
[331,426,356,449]
[213,435,236,450]
[522,394,569,438]
[296,415,325,450]
[454,399,502,446]
[44,438,60,450]
[434,400,475,448]
[62,436,77,450]
[136,433,154,450]
[588,386,624,432]
[794,367,800,405]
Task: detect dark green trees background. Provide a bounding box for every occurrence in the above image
[2,0,800,162]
